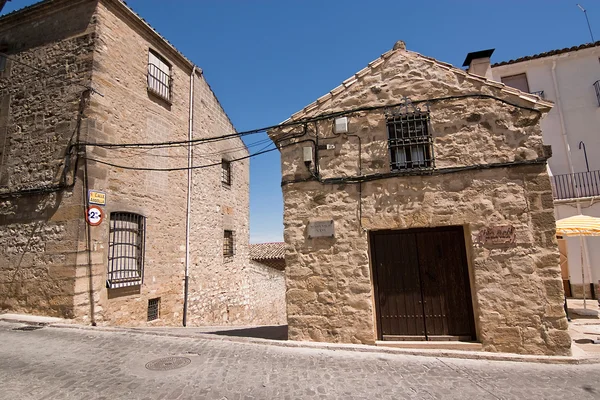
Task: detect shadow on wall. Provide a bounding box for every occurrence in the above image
[0,190,79,318]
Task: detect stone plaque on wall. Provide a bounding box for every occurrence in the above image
[308,220,334,238]
[475,225,516,245]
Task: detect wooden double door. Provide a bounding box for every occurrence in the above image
[370,226,476,341]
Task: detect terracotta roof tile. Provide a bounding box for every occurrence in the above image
[249,242,286,260]
[492,41,600,67]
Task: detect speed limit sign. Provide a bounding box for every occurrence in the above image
[86,205,104,226]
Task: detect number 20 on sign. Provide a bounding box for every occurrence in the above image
[86,206,104,226]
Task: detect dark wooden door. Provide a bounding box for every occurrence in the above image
[371,226,475,341]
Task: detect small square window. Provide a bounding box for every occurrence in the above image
[147,50,171,101]
[223,230,234,258]
[148,298,160,321]
[501,73,530,93]
[221,160,231,186]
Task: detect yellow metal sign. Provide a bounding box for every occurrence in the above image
[88,190,106,206]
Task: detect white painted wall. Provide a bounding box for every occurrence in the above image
[491,46,600,176]
[492,46,600,297]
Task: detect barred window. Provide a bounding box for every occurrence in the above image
[221,160,231,186]
[147,298,160,321]
[107,212,146,289]
[147,50,171,101]
[386,111,434,171]
[223,230,234,258]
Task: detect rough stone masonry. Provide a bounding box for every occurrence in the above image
[0,0,285,328]
[270,42,571,355]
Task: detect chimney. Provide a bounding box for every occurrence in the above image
[462,49,495,80]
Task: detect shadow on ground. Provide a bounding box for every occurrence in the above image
[210,325,288,340]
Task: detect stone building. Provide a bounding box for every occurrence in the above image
[0,0,274,327]
[269,41,571,355]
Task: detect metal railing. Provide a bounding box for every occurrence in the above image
[147,63,171,101]
[530,90,545,99]
[551,170,600,200]
[594,80,600,107]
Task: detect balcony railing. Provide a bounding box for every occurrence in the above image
[530,90,545,99]
[551,170,600,200]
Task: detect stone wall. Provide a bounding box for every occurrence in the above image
[246,261,286,325]
[0,0,97,317]
[271,45,570,355]
[1,0,281,328]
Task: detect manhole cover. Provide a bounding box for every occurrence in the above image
[145,356,191,371]
[13,325,44,331]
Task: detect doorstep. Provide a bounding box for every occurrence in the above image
[376,340,483,351]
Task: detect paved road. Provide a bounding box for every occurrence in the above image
[0,321,598,400]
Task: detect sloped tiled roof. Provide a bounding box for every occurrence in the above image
[492,41,600,67]
[249,242,286,260]
[286,41,553,123]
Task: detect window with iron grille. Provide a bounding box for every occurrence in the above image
[106,212,146,289]
[147,298,160,321]
[147,50,171,101]
[386,110,434,171]
[223,230,234,258]
[221,160,231,186]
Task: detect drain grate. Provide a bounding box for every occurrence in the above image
[13,325,44,331]
[145,356,191,371]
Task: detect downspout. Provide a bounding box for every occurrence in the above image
[551,60,593,307]
[183,66,196,326]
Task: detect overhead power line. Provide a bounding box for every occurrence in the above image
[78,93,544,151]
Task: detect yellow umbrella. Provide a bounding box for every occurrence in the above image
[556,214,600,310]
[556,214,600,237]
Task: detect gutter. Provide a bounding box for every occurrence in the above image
[183,66,196,327]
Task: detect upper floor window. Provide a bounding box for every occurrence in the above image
[107,212,146,289]
[386,103,434,172]
[221,159,231,186]
[223,230,234,258]
[147,50,171,101]
[501,73,530,93]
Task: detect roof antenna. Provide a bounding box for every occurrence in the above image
[577,4,595,42]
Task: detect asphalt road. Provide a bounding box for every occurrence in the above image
[0,321,598,400]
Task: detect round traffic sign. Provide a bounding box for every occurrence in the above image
[86,205,104,226]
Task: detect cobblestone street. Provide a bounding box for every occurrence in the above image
[0,321,598,400]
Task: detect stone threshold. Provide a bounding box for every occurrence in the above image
[376,340,483,351]
[1,314,597,365]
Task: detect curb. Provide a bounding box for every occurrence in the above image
[2,316,598,365]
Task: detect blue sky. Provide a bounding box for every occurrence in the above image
[3,0,599,243]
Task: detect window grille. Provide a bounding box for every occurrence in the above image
[221,160,231,186]
[147,298,160,321]
[223,230,234,258]
[106,212,146,289]
[386,101,434,172]
[147,50,171,101]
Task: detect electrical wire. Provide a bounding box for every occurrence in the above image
[0,52,104,97]
[83,146,280,172]
[77,93,545,150]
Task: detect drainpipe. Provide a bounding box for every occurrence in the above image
[183,66,196,326]
[551,60,593,308]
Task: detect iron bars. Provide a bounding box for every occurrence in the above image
[147,63,171,101]
[551,170,600,200]
[107,212,146,289]
[385,99,434,172]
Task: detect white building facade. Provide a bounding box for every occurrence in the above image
[490,42,600,300]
